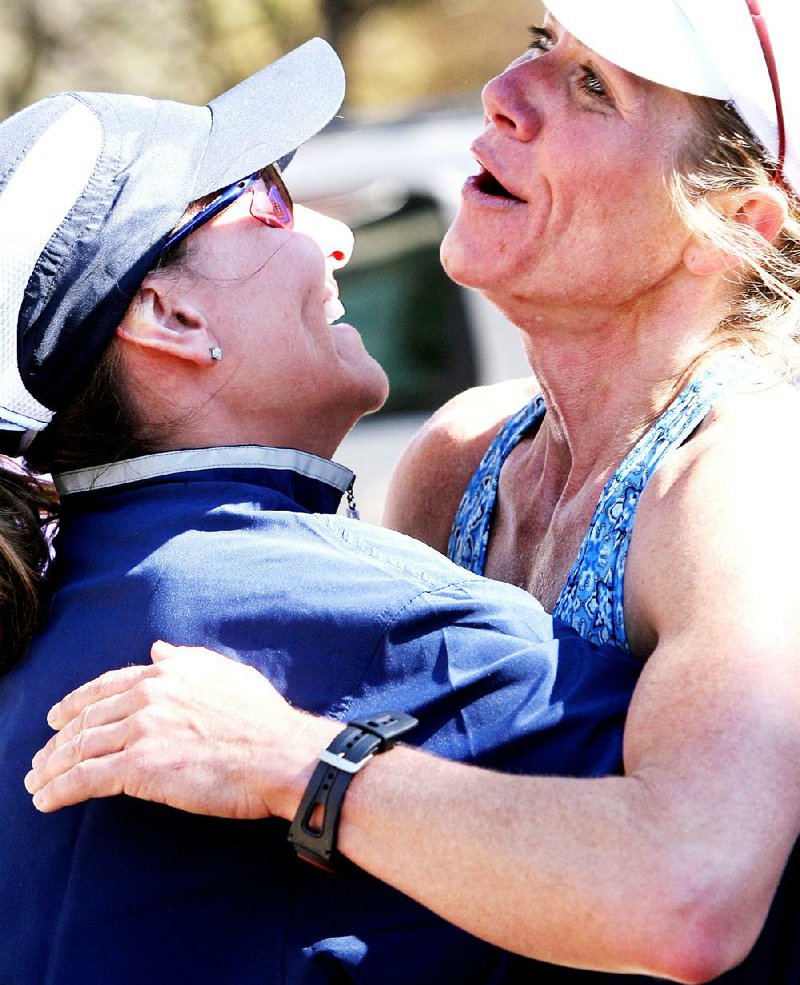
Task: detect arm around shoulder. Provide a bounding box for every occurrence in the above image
[336,390,800,980]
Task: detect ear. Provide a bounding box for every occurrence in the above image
[116,274,221,368]
[682,185,788,277]
[731,183,788,245]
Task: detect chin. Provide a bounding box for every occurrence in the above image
[341,337,390,411]
[359,362,390,415]
[440,224,490,290]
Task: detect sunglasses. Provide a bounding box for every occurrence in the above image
[161,164,294,256]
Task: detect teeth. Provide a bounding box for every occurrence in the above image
[324,296,345,324]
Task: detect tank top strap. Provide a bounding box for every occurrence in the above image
[447,393,546,574]
[553,356,757,649]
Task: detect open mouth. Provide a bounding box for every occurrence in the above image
[474,167,524,202]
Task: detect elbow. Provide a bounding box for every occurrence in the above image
[648,934,749,984]
[636,865,766,983]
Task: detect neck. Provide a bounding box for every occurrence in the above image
[508,281,731,487]
[121,362,360,462]
[153,410,354,461]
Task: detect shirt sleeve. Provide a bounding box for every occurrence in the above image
[350,576,642,779]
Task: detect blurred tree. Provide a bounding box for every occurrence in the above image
[0,0,542,118]
[1,1,54,117]
[319,0,418,52]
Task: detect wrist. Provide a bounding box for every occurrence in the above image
[259,710,344,821]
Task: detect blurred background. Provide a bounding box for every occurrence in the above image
[1,0,545,520]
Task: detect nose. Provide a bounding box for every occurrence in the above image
[481,60,541,142]
[293,205,354,271]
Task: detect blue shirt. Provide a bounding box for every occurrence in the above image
[0,446,642,985]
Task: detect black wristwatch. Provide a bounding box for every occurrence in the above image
[288,711,418,872]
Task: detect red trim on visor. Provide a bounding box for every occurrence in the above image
[745,0,787,181]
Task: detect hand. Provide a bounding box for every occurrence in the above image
[25,641,340,819]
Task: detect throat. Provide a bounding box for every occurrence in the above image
[482,446,604,612]
[484,523,584,613]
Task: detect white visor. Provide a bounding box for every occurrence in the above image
[546,0,800,195]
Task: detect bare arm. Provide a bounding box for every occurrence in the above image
[352,393,800,979]
[26,636,769,981]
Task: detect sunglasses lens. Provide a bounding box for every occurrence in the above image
[258,165,293,229]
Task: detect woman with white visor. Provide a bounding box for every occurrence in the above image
[27,2,800,981]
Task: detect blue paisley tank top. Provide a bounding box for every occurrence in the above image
[448,358,755,651]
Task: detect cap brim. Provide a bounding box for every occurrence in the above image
[193,37,345,197]
[545,0,731,99]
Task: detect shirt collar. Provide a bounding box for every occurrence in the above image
[54,445,355,515]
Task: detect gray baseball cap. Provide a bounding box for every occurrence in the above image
[0,37,344,452]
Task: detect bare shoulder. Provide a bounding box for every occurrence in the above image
[383,377,538,552]
[625,381,800,656]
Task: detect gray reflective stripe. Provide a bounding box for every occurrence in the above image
[317,748,374,774]
[0,103,103,430]
[55,445,354,495]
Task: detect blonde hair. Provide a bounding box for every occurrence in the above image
[671,95,800,377]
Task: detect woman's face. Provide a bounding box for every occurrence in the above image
[171,178,389,442]
[441,16,701,325]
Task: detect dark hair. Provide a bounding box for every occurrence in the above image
[0,464,58,673]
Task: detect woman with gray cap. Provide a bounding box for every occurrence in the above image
[30,1,800,982]
[0,36,353,664]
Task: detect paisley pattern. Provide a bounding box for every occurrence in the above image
[448,358,756,651]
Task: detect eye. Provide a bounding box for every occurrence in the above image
[528,26,612,106]
[578,66,611,103]
[527,25,555,54]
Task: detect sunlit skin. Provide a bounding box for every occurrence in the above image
[119,183,389,460]
[442,17,704,327]
[396,16,784,615]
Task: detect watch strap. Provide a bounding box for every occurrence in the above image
[288,711,418,872]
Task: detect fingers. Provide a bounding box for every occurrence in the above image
[25,717,131,799]
[47,663,161,731]
[28,753,128,812]
[27,679,163,799]
[150,639,175,663]
[49,642,232,729]
[33,683,140,769]
[27,639,288,819]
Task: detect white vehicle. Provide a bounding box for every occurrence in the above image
[290,107,529,522]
